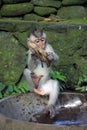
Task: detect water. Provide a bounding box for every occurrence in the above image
[54,120,83,125]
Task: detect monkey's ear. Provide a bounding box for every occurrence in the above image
[31,26,38,35]
[31,27,44,37]
[27,26,37,37]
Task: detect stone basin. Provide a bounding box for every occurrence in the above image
[0,92,87,130]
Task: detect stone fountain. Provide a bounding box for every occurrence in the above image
[0,92,87,130]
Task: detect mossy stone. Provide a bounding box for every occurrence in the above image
[24,14,44,21]
[3,0,30,4]
[1,3,33,16]
[45,29,87,86]
[1,17,23,21]
[31,0,61,8]
[0,32,26,85]
[0,22,15,31]
[62,0,87,5]
[0,21,87,87]
[15,22,34,32]
[57,6,87,19]
[34,7,57,16]
[14,32,28,49]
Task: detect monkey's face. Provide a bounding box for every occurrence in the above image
[27,29,46,50]
[28,36,46,49]
[33,37,46,49]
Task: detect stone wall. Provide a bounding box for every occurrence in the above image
[0,0,87,21]
[0,20,87,90]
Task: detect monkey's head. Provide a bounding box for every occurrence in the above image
[27,27,46,49]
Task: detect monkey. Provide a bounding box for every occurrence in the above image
[24,27,60,118]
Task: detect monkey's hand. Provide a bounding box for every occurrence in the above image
[36,48,53,67]
[47,52,54,61]
[29,43,51,67]
[28,42,39,55]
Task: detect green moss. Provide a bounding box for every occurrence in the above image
[24,14,44,21]
[0,32,26,85]
[0,20,87,87]
[34,7,57,16]
[1,17,23,21]
[3,0,28,4]
[0,19,87,31]
[15,22,33,32]
[57,6,87,19]
[32,0,61,8]
[62,0,87,5]
[0,21,15,31]
[57,18,87,25]
[14,32,28,48]
[1,3,33,16]
[45,29,87,86]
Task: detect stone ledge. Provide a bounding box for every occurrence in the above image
[0,19,87,32]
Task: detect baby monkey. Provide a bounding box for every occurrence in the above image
[24,28,60,118]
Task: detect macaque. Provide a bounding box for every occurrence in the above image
[24,28,60,118]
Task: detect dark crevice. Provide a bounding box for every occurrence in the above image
[15,64,28,86]
[12,33,28,50]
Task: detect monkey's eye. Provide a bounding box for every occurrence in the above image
[35,40,40,44]
[41,38,45,42]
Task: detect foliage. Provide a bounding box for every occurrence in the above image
[0,70,67,99]
[1,71,87,99]
[0,81,29,99]
[50,70,66,81]
[0,83,6,98]
[75,74,87,92]
[50,70,66,90]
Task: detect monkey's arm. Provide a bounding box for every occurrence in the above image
[28,42,52,67]
[45,44,59,64]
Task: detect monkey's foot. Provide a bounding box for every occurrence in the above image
[49,106,56,118]
[34,88,45,96]
[43,106,56,119]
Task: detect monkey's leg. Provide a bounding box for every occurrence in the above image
[34,88,56,118]
[34,87,56,118]
[24,68,34,92]
[31,74,43,89]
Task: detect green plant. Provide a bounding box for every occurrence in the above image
[50,70,66,81]
[0,81,29,99]
[0,82,6,98]
[17,81,29,93]
[75,74,87,92]
[0,70,67,99]
[50,70,66,90]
